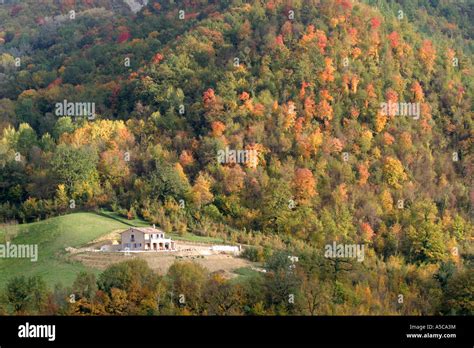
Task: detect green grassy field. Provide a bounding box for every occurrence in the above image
[99,210,225,243]
[97,210,150,227]
[230,267,263,284]
[168,232,224,244]
[0,212,130,289]
[0,211,228,289]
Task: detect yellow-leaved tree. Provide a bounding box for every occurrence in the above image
[383,157,407,189]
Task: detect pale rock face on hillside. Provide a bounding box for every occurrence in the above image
[123,0,149,14]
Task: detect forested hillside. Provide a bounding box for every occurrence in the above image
[0,0,472,315]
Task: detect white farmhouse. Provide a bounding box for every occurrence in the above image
[120,225,175,251]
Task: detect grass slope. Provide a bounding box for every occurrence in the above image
[0,212,130,289]
[0,211,228,289]
[99,210,225,243]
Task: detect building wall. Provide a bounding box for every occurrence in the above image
[121,229,145,250]
[121,228,176,251]
[147,232,165,240]
[210,245,241,254]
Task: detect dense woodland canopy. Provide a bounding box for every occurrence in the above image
[0,0,472,315]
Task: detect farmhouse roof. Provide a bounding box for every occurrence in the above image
[119,226,163,234]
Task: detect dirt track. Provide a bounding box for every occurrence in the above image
[69,241,254,277]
